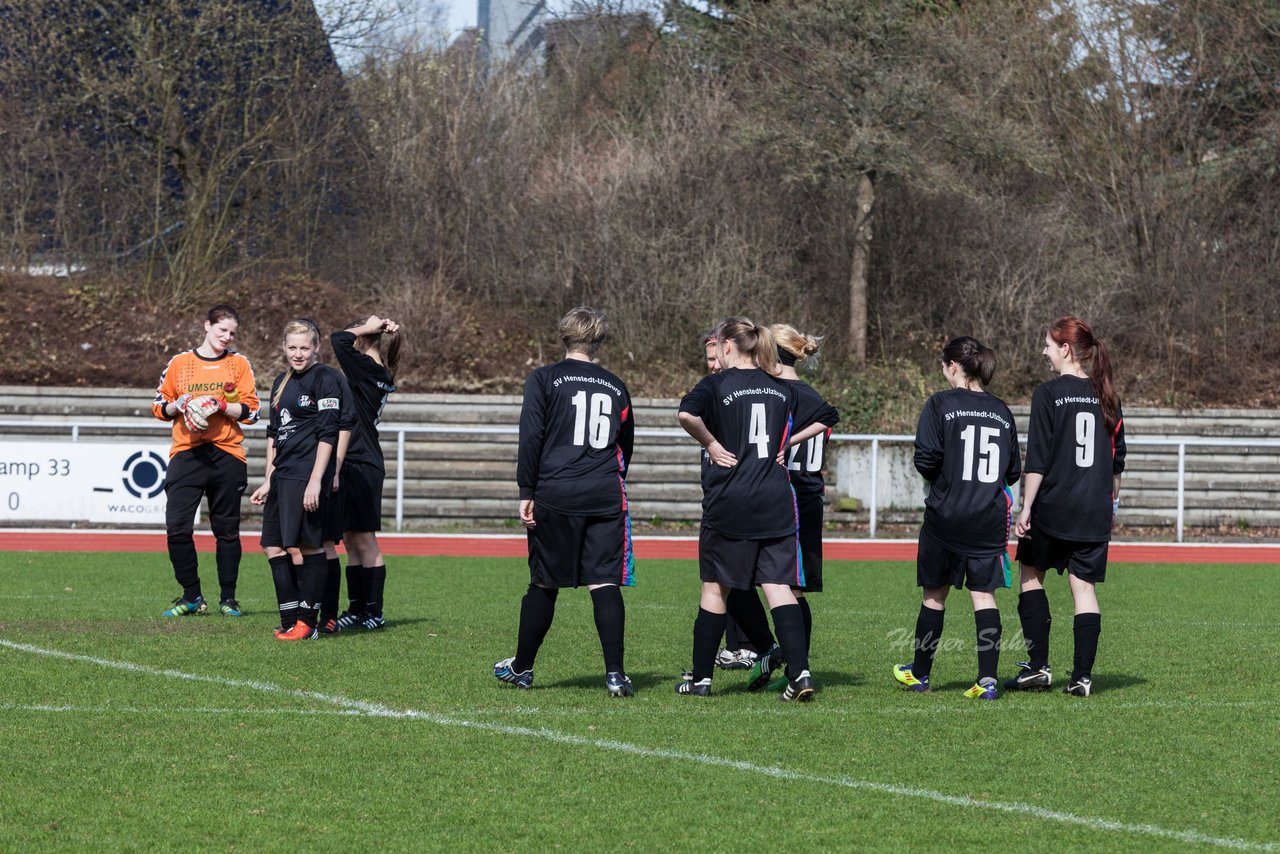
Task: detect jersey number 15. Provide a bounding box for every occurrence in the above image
[960,425,1001,483]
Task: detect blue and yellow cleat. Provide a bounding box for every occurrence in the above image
[963,677,999,700]
[893,664,930,692]
[162,595,206,617]
[218,598,242,617]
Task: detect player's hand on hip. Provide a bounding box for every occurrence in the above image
[707,441,737,467]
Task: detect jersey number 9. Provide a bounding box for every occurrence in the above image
[1075,412,1095,468]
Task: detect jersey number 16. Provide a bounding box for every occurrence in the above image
[571,391,612,449]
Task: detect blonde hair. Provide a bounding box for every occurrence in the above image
[770,323,822,363]
[559,306,608,357]
[716,317,781,376]
[271,319,321,409]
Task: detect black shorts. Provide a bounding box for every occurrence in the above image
[341,461,384,533]
[527,504,634,588]
[699,526,801,589]
[795,491,824,592]
[260,476,327,550]
[917,529,1011,592]
[1015,532,1109,583]
[323,476,345,544]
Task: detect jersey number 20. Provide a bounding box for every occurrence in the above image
[571,391,612,449]
[960,425,1001,483]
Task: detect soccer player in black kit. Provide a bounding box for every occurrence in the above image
[893,337,1021,699]
[249,319,344,641]
[770,324,840,687]
[676,317,815,701]
[1006,317,1125,698]
[330,315,401,631]
[493,307,637,698]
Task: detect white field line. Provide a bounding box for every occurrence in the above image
[1,639,1274,852]
[0,703,361,717]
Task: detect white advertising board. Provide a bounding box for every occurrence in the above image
[0,440,171,524]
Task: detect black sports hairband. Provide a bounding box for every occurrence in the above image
[777,347,798,366]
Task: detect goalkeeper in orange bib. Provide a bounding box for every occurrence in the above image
[152,304,261,617]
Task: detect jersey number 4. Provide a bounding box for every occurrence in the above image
[571,391,613,449]
[960,425,1001,483]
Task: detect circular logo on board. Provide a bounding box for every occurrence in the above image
[122,450,167,499]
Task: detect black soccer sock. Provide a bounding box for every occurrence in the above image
[727,587,774,653]
[590,585,626,673]
[723,616,746,653]
[797,595,813,653]
[1072,612,1102,682]
[268,555,299,630]
[911,604,945,679]
[771,603,810,678]
[692,608,728,682]
[297,551,328,627]
[365,563,387,616]
[1018,588,1052,670]
[974,607,1002,682]
[320,557,341,621]
[345,564,365,611]
[514,585,558,673]
[215,537,241,603]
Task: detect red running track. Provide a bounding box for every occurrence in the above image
[1,529,1277,563]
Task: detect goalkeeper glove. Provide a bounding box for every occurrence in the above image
[185,395,225,432]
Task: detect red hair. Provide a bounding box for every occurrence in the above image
[1050,316,1119,432]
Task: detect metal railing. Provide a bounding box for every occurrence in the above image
[3,419,1280,542]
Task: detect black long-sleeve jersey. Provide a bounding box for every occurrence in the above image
[330,331,397,471]
[266,364,342,482]
[783,379,840,496]
[1024,374,1126,542]
[914,387,1022,555]
[517,359,634,516]
[680,367,796,540]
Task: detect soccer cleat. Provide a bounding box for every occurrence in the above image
[893,664,930,692]
[494,657,534,689]
[335,610,366,631]
[606,672,635,698]
[276,621,319,641]
[681,670,694,682]
[218,598,242,617]
[360,614,386,631]
[780,669,816,702]
[964,677,999,700]
[675,677,712,696]
[746,644,785,691]
[1063,676,1093,697]
[161,595,206,617]
[317,617,339,635]
[715,647,759,670]
[1004,661,1053,691]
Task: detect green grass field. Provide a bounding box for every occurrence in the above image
[1,551,1276,852]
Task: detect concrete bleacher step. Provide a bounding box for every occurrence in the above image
[6,386,1280,534]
